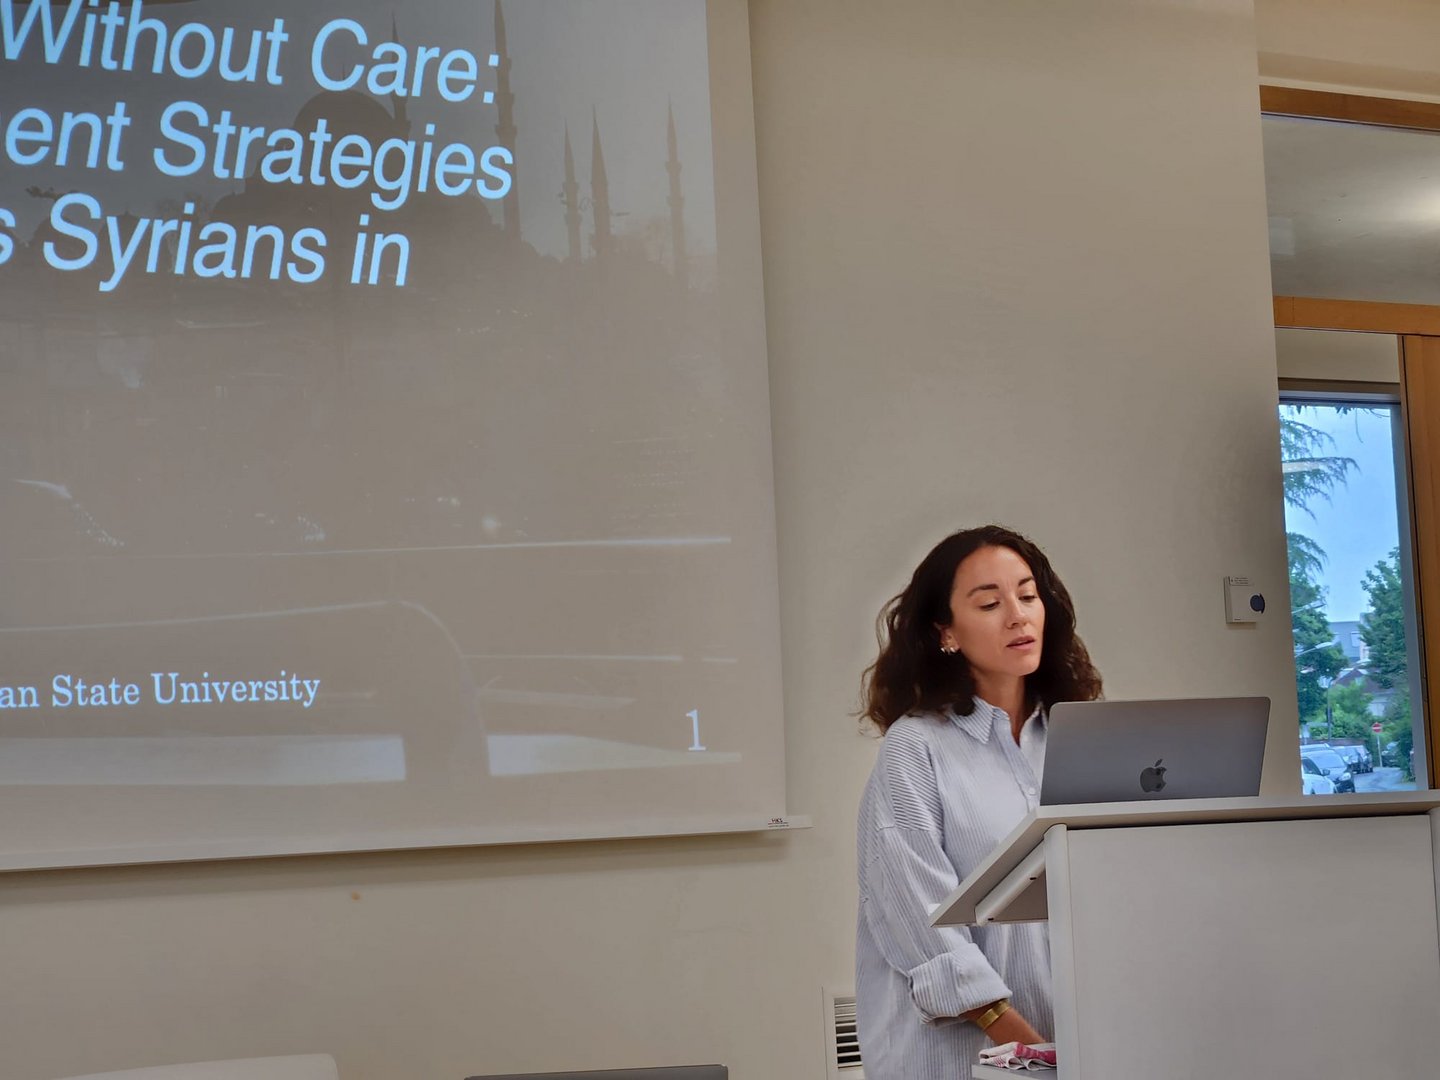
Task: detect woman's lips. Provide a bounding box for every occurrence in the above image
[1007,637,1036,650]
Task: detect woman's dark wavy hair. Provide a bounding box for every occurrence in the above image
[860,525,1102,733]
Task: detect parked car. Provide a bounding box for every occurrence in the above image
[1302,747,1355,793]
[1338,745,1372,774]
[1301,757,1337,795]
[1300,742,1335,765]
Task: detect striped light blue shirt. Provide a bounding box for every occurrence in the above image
[855,698,1051,1080]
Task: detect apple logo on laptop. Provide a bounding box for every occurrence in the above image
[1140,759,1167,793]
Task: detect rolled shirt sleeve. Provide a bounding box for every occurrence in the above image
[860,723,1012,1020]
[862,822,1012,1020]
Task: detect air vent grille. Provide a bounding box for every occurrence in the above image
[824,987,864,1078]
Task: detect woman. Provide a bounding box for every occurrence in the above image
[854,525,1102,1079]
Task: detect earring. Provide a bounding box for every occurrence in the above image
[940,641,957,655]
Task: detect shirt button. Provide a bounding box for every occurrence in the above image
[1027,787,1037,796]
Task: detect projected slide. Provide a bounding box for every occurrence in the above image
[0,0,784,864]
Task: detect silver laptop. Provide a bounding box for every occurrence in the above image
[467,1069,727,1080]
[1040,697,1269,805]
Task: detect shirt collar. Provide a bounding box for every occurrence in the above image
[947,697,1045,743]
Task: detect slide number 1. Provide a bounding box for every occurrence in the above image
[687,709,706,752]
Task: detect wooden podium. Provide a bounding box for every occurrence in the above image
[932,792,1440,1079]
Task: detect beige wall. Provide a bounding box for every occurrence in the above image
[1274,328,1400,384]
[1256,0,1440,98]
[0,2,1299,1078]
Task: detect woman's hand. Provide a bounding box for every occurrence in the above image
[981,1006,1045,1047]
[961,1000,1047,1046]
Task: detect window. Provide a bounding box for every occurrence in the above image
[1280,392,1426,792]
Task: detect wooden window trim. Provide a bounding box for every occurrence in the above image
[1261,86,1440,133]
[1278,378,1400,399]
[1274,297,1440,337]
[1400,338,1440,791]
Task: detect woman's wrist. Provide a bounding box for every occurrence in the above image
[972,998,1010,1031]
[982,1006,1045,1047]
[959,999,1002,1023]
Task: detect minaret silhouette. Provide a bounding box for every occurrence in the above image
[389,15,410,135]
[493,0,520,240]
[666,99,687,288]
[562,125,582,262]
[590,108,612,259]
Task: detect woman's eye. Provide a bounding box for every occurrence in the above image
[1022,594,1038,603]
[979,602,1000,611]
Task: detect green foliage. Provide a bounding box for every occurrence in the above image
[1384,689,1414,779]
[1331,683,1373,738]
[1386,687,1411,728]
[1289,567,1344,721]
[1280,416,1357,515]
[1302,682,1374,740]
[1278,408,1358,731]
[1323,714,1372,740]
[1286,532,1326,583]
[1361,548,1408,690]
[1330,682,1372,721]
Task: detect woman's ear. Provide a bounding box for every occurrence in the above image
[935,624,956,655]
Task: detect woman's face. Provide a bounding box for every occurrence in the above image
[939,545,1046,684]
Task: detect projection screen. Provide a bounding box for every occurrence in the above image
[0,0,788,868]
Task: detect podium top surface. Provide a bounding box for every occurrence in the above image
[932,790,1440,927]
